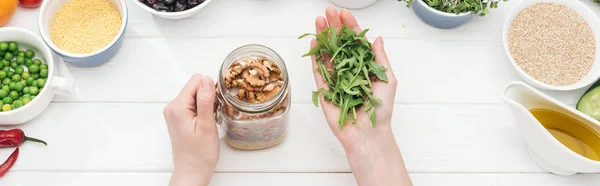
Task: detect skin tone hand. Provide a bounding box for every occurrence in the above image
[311,7,412,186]
[163,75,220,186]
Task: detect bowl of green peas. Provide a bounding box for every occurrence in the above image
[0,27,73,125]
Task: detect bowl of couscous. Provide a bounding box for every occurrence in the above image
[38,0,128,67]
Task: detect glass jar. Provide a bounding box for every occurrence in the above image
[216,44,291,150]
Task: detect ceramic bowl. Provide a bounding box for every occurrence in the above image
[38,0,128,67]
[330,0,378,9]
[502,0,600,91]
[411,0,474,29]
[133,0,214,20]
[0,27,74,125]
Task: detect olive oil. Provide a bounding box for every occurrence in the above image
[530,109,600,161]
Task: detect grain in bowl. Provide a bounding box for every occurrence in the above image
[50,0,122,54]
[508,2,596,86]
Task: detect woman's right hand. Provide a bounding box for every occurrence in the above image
[310,7,412,186]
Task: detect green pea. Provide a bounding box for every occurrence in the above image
[25,59,33,67]
[12,100,23,109]
[17,51,24,57]
[0,90,6,98]
[11,50,17,56]
[2,78,9,85]
[11,74,21,82]
[1,67,8,73]
[22,87,29,94]
[29,64,40,74]
[9,91,17,100]
[28,86,38,95]
[2,104,11,112]
[9,82,15,90]
[21,72,29,80]
[33,59,41,66]
[25,50,34,59]
[2,97,12,104]
[14,83,23,92]
[19,80,25,86]
[22,97,31,105]
[16,56,24,65]
[0,42,7,51]
[4,52,13,61]
[10,62,17,69]
[23,93,30,98]
[2,60,8,67]
[31,81,37,88]
[31,73,40,79]
[7,71,14,78]
[36,79,46,88]
[15,66,24,75]
[26,77,34,86]
[40,69,48,78]
[0,71,5,79]
[1,86,8,93]
[7,42,17,52]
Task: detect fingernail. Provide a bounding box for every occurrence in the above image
[202,77,213,88]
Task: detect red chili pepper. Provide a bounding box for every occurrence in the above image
[0,148,19,178]
[0,129,47,148]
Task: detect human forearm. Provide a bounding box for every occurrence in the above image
[345,130,412,186]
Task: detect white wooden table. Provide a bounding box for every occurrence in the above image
[2,0,600,185]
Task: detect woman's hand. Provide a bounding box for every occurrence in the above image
[310,7,412,186]
[163,75,220,186]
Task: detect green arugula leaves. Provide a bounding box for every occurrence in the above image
[299,26,388,130]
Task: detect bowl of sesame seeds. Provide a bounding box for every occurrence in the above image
[503,0,600,91]
[38,0,128,67]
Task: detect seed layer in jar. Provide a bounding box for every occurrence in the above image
[50,0,122,54]
[508,2,596,86]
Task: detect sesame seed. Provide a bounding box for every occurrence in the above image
[508,3,596,86]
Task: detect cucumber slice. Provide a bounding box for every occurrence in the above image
[577,86,600,120]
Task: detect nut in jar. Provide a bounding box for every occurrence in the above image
[216,44,290,150]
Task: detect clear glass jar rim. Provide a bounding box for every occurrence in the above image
[217,44,289,114]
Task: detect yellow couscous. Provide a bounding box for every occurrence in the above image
[50,0,122,54]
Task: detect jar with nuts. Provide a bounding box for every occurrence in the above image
[216,44,290,150]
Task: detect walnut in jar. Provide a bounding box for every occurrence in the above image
[216,44,291,150]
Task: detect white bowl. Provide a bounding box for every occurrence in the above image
[0,27,73,125]
[329,0,378,9]
[502,0,600,91]
[133,0,213,19]
[38,0,128,67]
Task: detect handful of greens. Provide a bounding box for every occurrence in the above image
[299,26,388,130]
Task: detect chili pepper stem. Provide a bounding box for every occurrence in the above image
[23,136,47,146]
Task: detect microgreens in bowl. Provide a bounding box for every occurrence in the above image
[399,0,508,16]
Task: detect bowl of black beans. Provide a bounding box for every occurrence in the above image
[134,0,212,19]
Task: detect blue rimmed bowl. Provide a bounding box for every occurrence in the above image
[411,0,474,29]
[38,0,128,67]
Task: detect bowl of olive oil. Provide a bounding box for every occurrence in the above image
[503,81,600,175]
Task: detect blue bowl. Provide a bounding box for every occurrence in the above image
[38,0,128,67]
[411,0,474,29]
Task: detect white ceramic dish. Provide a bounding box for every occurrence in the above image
[502,0,600,91]
[329,0,378,9]
[0,28,74,125]
[38,0,128,67]
[133,0,213,19]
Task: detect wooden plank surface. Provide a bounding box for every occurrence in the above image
[2,172,600,186]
